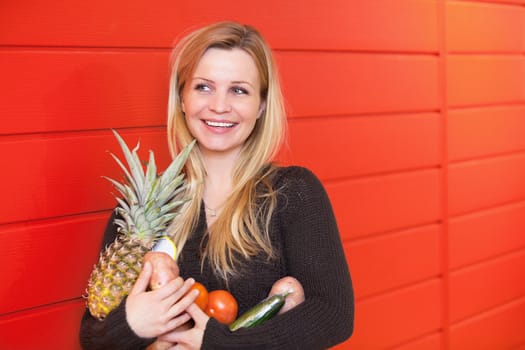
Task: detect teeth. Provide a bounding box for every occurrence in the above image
[205,120,235,128]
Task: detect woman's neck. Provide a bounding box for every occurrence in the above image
[202,150,236,215]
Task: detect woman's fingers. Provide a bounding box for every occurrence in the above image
[185,303,209,328]
[165,313,192,331]
[130,261,153,295]
[166,283,198,319]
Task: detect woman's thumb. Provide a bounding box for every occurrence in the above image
[130,261,152,295]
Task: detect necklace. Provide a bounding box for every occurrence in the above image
[204,204,218,217]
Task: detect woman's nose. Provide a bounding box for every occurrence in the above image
[209,91,231,113]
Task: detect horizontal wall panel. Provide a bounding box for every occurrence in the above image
[0,213,107,314]
[0,129,171,224]
[0,300,84,350]
[327,169,441,240]
[1,50,169,135]
[450,298,525,350]
[1,50,441,135]
[285,113,440,180]
[393,334,441,350]
[448,106,525,161]
[449,201,525,269]
[448,153,525,215]
[278,52,440,117]
[482,0,525,4]
[447,55,525,107]
[449,250,525,323]
[0,0,438,52]
[347,280,441,349]
[447,1,525,52]
[345,225,440,299]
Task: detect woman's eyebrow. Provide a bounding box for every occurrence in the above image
[231,80,255,88]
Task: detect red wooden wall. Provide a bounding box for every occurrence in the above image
[1,1,525,349]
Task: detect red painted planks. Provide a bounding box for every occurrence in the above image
[326,170,441,240]
[392,334,441,350]
[449,201,525,269]
[1,50,169,135]
[347,280,441,349]
[0,129,171,224]
[0,299,85,350]
[447,55,525,107]
[450,297,525,350]
[1,50,441,135]
[447,2,525,53]
[448,106,525,161]
[285,113,440,180]
[1,1,524,349]
[449,250,525,323]
[481,0,525,4]
[345,225,440,299]
[277,52,440,117]
[0,0,439,52]
[0,213,107,314]
[448,154,525,216]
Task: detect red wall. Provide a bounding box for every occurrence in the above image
[1,1,525,349]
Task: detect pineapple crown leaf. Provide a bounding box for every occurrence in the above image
[156,174,186,206]
[159,199,187,216]
[145,177,160,204]
[112,129,145,202]
[149,213,176,230]
[115,197,130,213]
[115,207,135,232]
[107,152,137,196]
[103,176,139,205]
[159,139,196,188]
[113,218,127,231]
[142,150,157,203]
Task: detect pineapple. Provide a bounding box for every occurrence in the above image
[85,130,194,320]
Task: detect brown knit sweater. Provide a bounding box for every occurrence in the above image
[80,166,354,349]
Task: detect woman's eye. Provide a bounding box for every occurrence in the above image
[195,84,211,92]
[232,86,249,95]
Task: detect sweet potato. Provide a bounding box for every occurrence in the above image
[268,276,305,315]
[143,251,179,290]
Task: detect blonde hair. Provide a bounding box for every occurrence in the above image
[166,22,287,281]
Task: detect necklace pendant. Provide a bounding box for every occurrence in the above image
[205,205,217,217]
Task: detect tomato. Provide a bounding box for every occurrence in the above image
[205,290,238,324]
[189,281,209,311]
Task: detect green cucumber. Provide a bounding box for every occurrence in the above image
[228,292,289,331]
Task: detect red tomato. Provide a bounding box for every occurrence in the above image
[189,282,209,311]
[205,290,238,324]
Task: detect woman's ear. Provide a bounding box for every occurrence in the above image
[181,99,186,114]
[257,101,266,119]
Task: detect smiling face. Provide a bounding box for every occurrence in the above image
[181,48,263,159]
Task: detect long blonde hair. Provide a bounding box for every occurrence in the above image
[166,22,287,281]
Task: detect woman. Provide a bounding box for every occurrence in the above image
[80,21,353,349]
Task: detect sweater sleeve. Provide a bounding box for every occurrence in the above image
[201,166,354,349]
[79,211,155,350]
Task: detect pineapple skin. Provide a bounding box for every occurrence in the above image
[86,236,149,320]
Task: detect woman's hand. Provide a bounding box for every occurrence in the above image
[125,261,199,338]
[157,303,210,350]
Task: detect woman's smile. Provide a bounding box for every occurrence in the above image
[203,119,238,129]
